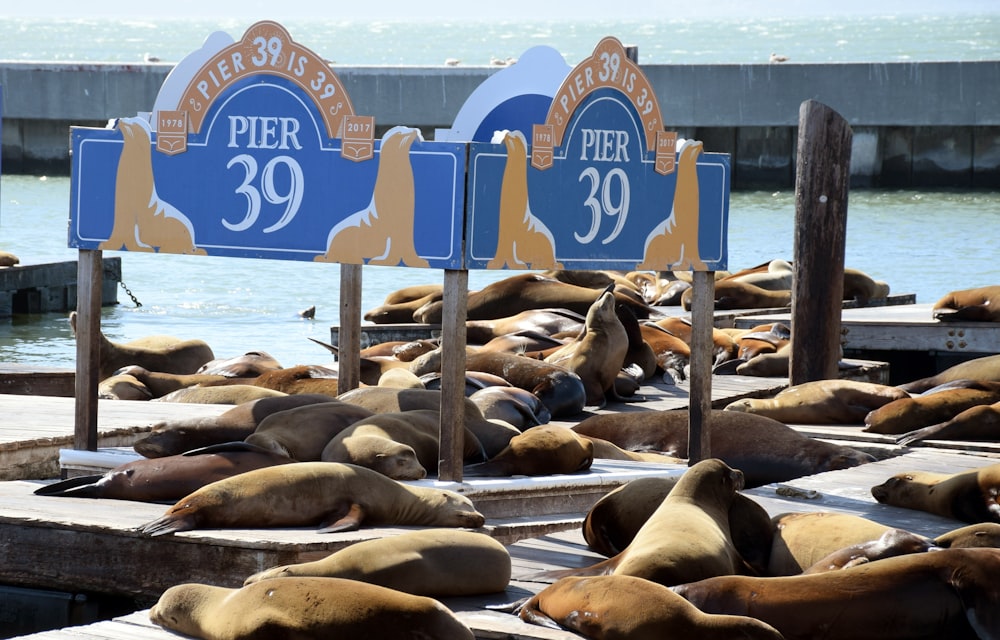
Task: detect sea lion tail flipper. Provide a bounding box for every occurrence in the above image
[33,475,103,498]
[522,558,617,583]
[137,513,191,537]
[895,422,946,447]
[308,336,340,355]
[317,502,365,533]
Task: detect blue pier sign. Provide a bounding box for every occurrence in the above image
[68,21,465,269]
[466,37,730,272]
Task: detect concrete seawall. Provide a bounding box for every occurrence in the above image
[1,60,998,189]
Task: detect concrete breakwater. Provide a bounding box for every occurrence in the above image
[1,60,998,188]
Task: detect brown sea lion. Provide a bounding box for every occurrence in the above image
[673,548,1000,640]
[468,385,551,430]
[650,316,739,365]
[0,250,20,267]
[243,529,510,596]
[934,522,1000,549]
[898,353,1000,393]
[335,387,519,458]
[531,459,752,588]
[870,464,1000,524]
[375,367,425,389]
[138,461,486,536]
[244,401,375,461]
[150,577,474,640]
[154,384,287,404]
[725,379,910,424]
[581,476,774,575]
[34,442,293,502]
[639,322,691,382]
[933,285,1000,322]
[681,279,791,311]
[514,575,784,639]
[97,372,152,401]
[69,311,214,380]
[767,511,894,576]
[842,267,890,304]
[897,401,1000,446]
[464,425,594,477]
[572,410,875,487]
[865,381,1000,435]
[543,287,630,408]
[112,365,230,398]
[414,272,657,324]
[364,289,443,324]
[465,308,585,344]
[801,527,938,574]
[195,351,282,377]
[132,393,336,458]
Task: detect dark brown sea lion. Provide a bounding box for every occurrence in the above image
[934,522,1000,549]
[138,461,486,536]
[639,322,691,382]
[70,311,215,380]
[767,511,894,576]
[150,577,474,639]
[243,528,510,596]
[897,401,1000,446]
[870,464,1000,524]
[725,379,910,424]
[581,476,774,575]
[898,353,1000,393]
[468,385,551,429]
[132,393,336,458]
[34,442,293,502]
[244,401,375,461]
[865,381,1000,435]
[801,527,938,574]
[464,425,594,477]
[413,273,657,324]
[673,548,1000,640]
[933,285,1000,322]
[650,316,739,365]
[531,459,752,587]
[572,410,875,487]
[842,267,890,304]
[514,575,784,639]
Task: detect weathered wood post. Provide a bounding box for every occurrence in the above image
[336,264,362,394]
[438,269,469,481]
[687,269,715,463]
[73,249,102,451]
[791,99,852,385]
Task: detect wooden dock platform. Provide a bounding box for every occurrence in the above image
[0,258,121,317]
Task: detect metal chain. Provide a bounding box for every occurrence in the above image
[105,267,142,307]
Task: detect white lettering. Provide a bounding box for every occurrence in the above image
[228,116,303,150]
[579,129,630,162]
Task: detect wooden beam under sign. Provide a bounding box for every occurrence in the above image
[791,99,851,384]
[438,269,468,482]
[74,249,102,451]
[337,263,362,394]
[687,269,715,463]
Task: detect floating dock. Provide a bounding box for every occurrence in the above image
[0,258,121,317]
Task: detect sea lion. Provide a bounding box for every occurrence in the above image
[468,385,551,430]
[69,311,214,380]
[243,528,510,596]
[464,424,594,477]
[639,322,691,382]
[673,548,1000,640]
[842,267,890,304]
[336,387,520,458]
[726,259,794,291]
[801,527,938,574]
[97,372,152,401]
[154,384,287,404]
[725,379,910,424]
[934,522,1000,549]
[364,289,444,324]
[138,461,486,536]
[514,575,785,640]
[132,393,336,458]
[864,381,1000,435]
[543,287,630,408]
[681,279,791,311]
[733,346,791,377]
[34,442,293,502]
[767,511,894,576]
[572,410,875,487]
[244,401,375,461]
[112,365,230,398]
[465,307,585,344]
[413,272,656,324]
[870,464,1000,524]
[581,476,774,574]
[898,353,1000,393]
[531,459,752,587]
[897,401,1000,446]
[650,316,739,366]
[933,285,1000,322]
[194,351,282,377]
[150,577,474,640]
[232,364,341,395]
[376,367,425,389]
[0,250,20,267]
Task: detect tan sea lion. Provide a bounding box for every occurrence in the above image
[897,401,1000,446]
[681,279,791,311]
[376,367,425,389]
[112,365,230,398]
[898,353,1000,393]
[364,289,443,323]
[933,285,1000,322]
[514,575,785,639]
[150,577,474,639]
[870,464,1000,524]
[195,351,282,377]
[572,410,875,487]
[842,267,890,304]
[0,250,20,267]
[934,522,1000,549]
[243,528,510,596]
[725,379,910,424]
[673,548,1000,640]
[138,461,486,536]
[154,384,287,404]
[132,393,336,458]
[97,372,152,401]
[639,322,692,382]
[69,311,214,380]
[464,425,594,477]
[651,316,739,366]
[801,527,938,574]
[244,401,375,461]
[543,287,630,408]
[34,442,294,502]
[767,511,894,576]
[465,307,585,344]
[865,381,1000,435]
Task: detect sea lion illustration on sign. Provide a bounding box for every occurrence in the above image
[637,139,706,270]
[486,130,563,269]
[315,126,428,267]
[100,117,206,255]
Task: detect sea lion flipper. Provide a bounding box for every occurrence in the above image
[33,475,103,497]
[181,441,278,457]
[317,502,365,533]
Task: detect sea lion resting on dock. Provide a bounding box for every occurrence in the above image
[933,285,1000,322]
[244,401,376,461]
[767,511,895,576]
[870,463,1000,524]
[897,401,1000,446]
[150,577,474,640]
[138,461,485,536]
[244,528,511,596]
[898,353,1000,393]
[864,380,1000,435]
[463,425,594,477]
[725,379,909,424]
